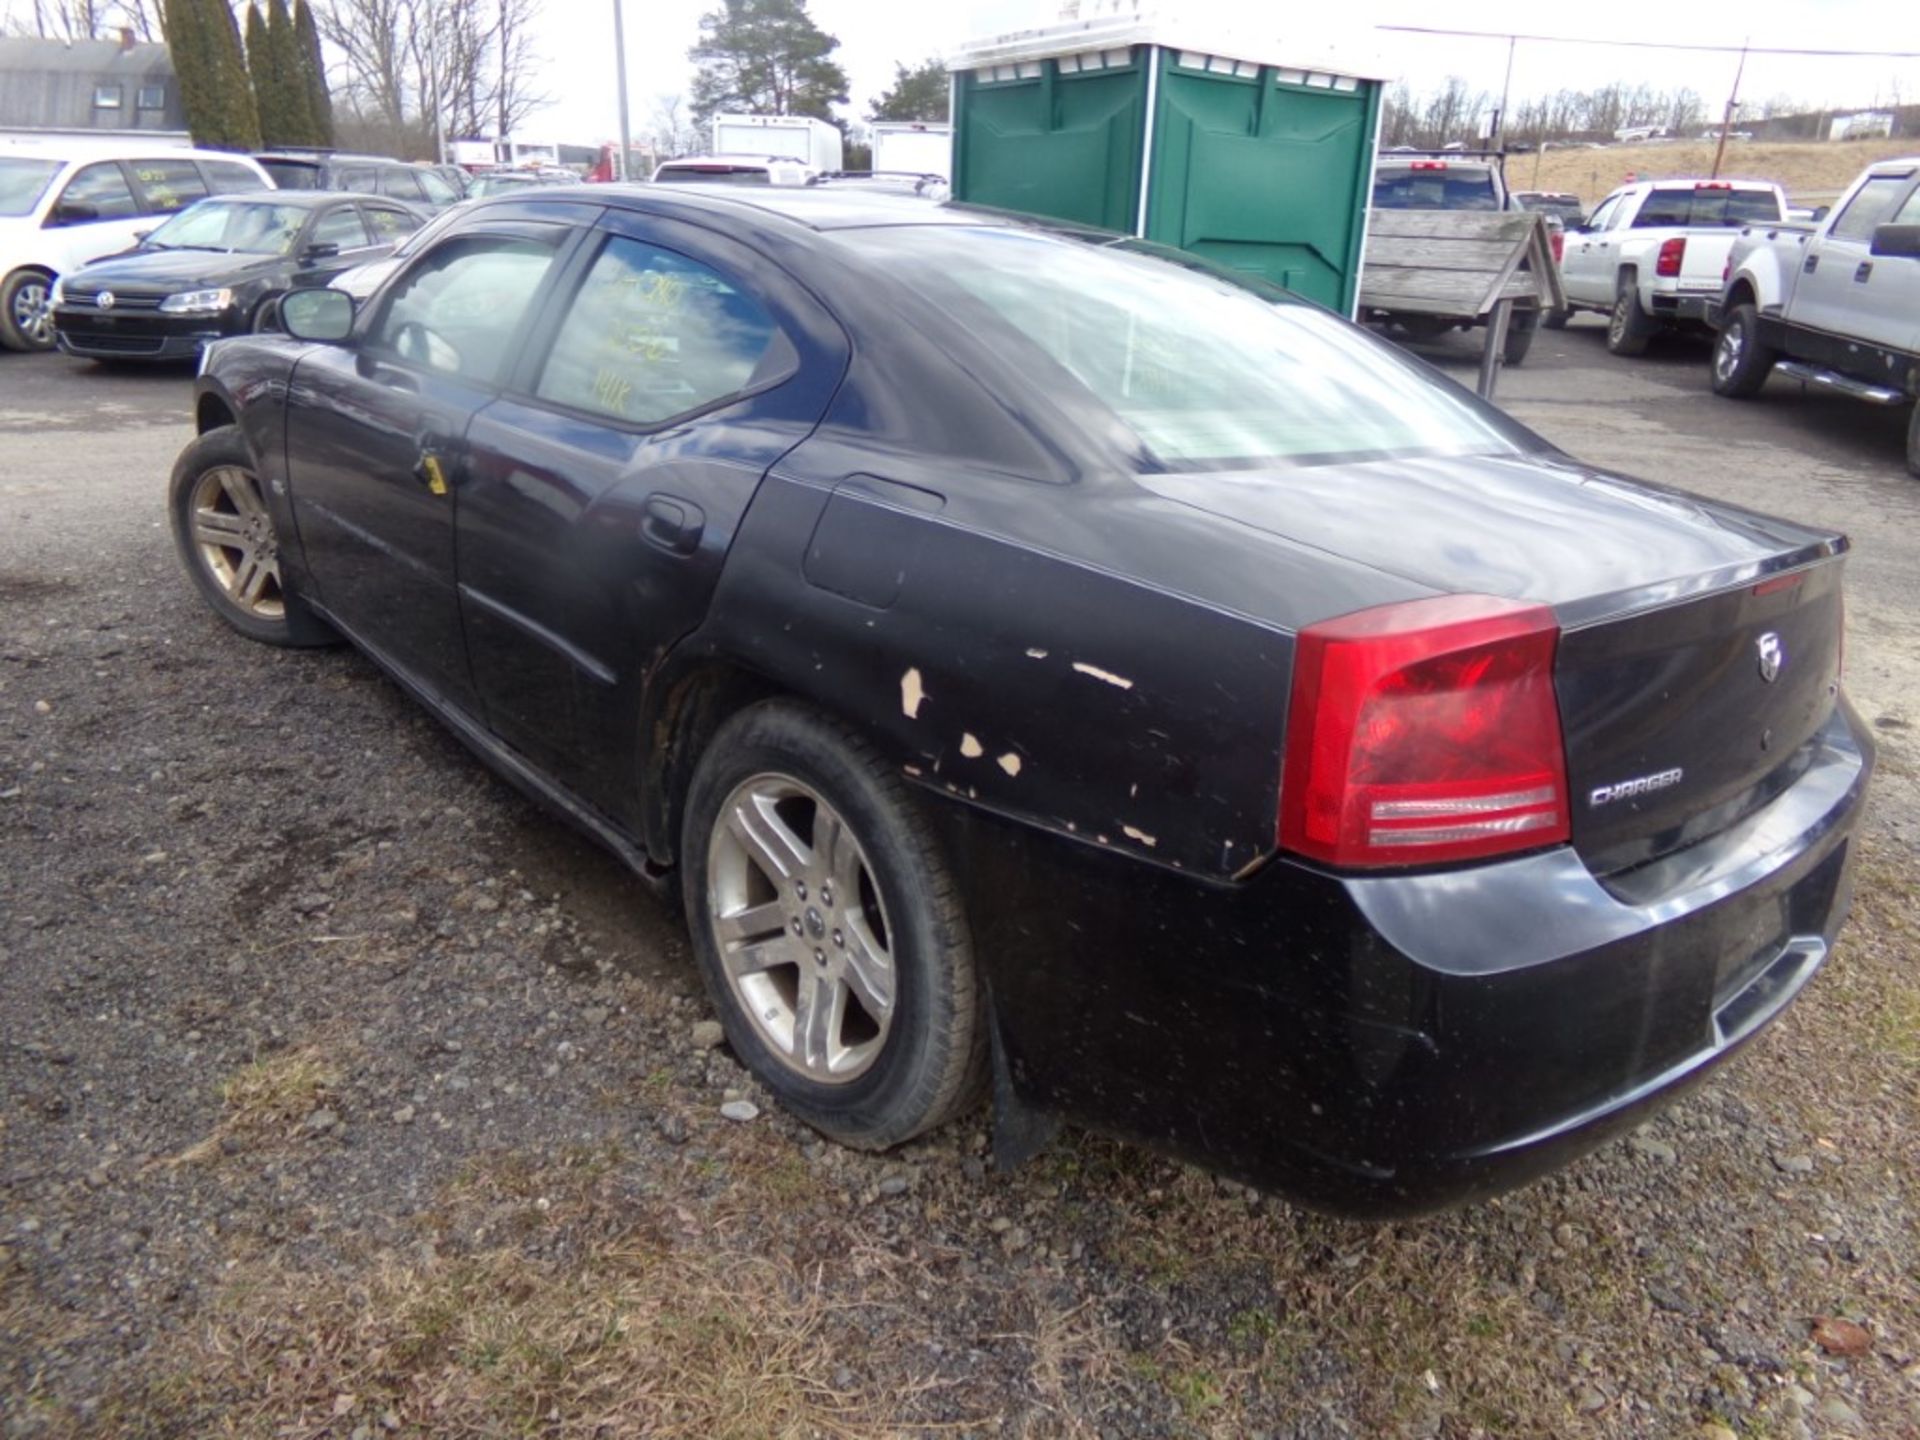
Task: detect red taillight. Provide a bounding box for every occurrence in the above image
[1656,236,1686,277]
[1411,160,1448,171]
[1278,595,1570,869]
[1695,181,1731,190]
[1551,229,1565,264]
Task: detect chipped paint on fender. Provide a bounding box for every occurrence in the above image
[998,752,1023,776]
[1072,662,1134,690]
[960,733,984,758]
[900,667,926,718]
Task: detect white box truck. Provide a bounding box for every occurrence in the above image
[870,121,952,180]
[710,114,844,172]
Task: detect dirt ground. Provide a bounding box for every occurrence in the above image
[2,323,1917,1439]
[1522,137,1917,206]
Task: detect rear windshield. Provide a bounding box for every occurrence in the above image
[0,157,62,216]
[259,159,321,189]
[653,165,771,186]
[845,226,1521,470]
[1633,187,1781,227]
[1373,166,1501,211]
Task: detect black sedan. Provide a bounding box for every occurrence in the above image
[52,191,423,362]
[166,187,1872,1216]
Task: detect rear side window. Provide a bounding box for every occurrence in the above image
[336,167,375,191]
[1632,187,1781,228]
[202,159,265,194]
[259,159,320,189]
[130,158,209,215]
[1827,175,1912,243]
[535,235,785,425]
[54,161,138,221]
[1892,187,1920,226]
[1372,167,1500,211]
[417,170,458,205]
[378,168,425,201]
[364,205,421,241]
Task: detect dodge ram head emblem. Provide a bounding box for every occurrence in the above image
[96,291,114,310]
[1756,632,1784,684]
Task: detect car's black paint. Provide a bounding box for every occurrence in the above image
[184,185,1873,1214]
[53,191,421,361]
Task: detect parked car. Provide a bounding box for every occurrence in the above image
[807,170,949,201]
[1558,178,1787,354]
[652,155,817,187]
[1365,151,1548,365]
[168,187,1871,1217]
[1512,189,1586,228]
[0,141,274,351]
[1710,157,1920,475]
[328,201,468,301]
[253,151,463,211]
[50,190,424,362]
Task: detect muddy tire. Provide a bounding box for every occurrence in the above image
[1711,303,1777,398]
[1606,276,1656,357]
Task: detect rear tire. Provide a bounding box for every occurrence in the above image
[1906,401,1919,479]
[168,426,337,647]
[1503,308,1539,366]
[0,268,56,352]
[681,700,987,1150]
[1711,303,1776,398]
[1605,277,1655,357]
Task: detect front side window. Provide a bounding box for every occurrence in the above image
[378,168,425,202]
[848,226,1520,469]
[310,205,372,250]
[144,199,306,254]
[1828,175,1912,243]
[54,161,137,222]
[370,235,558,383]
[1584,195,1622,232]
[259,159,320,190]
[364,205,422,241]
[417,170,458,205]
[535,235,785,425]
[130,158,210,214]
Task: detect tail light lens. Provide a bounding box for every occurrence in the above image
[1551,229,1565,264]
[1656,236,1687,277]
[1279,595,1570,868]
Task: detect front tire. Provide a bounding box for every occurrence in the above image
[681,701,987,1150]
[1503,307,1540,366]
[1711,303,1777,398]
[0,268,56,352]
[1606,277,1656,357]
[167,426,336,647]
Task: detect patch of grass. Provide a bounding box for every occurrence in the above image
[158,1043,343,1166]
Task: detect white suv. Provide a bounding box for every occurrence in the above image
[0,141,274,352]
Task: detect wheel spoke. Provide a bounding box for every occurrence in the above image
[193,509,248,546]
[815,806,863,899]
[728,793,811,884]
[713,899,786,945]
[841,916,894,1017]
[241,556,277,603]
[218,468,265,518]
[724,932,798,979]
[229,550,260,601]
[792,968,842,1075]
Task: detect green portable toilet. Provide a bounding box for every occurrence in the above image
[950,14,1386,315]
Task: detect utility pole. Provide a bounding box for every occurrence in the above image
[612,0,633,181]
[1711,39,1749,179]
[1495,34,1516,149]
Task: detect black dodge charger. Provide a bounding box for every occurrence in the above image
[53,190,423,362]
[167,186,1872,1216]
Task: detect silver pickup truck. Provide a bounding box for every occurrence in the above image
[1710,156,1920,476]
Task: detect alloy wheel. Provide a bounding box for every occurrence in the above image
[1715,326,1744,384]
[11,278,52,346]
[1607,298,1627,348]
[188,465,285,620]
[707,773,896,1083]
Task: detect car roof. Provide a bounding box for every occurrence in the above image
[504,182,1006,234]
[1866,156,1920,175]
[202,189,373,209]
[0,139,265,165]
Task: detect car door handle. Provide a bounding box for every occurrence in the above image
[641,494,704,555]
[1803,253,1819,274]
[1854,260,1872,282]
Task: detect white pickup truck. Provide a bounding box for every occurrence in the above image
[1710,157,1920,475]
[1556,178,1787,355]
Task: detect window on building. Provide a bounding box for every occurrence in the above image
[93,85,123,110]
[137,85,167,110]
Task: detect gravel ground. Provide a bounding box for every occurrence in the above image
[2,335,1917,1439]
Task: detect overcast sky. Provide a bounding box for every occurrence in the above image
[520,0,1916,145]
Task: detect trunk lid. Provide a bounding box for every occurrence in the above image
[1674,231,1739,292]
[1138,453,1847,872]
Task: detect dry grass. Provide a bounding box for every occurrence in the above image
[154,1043,343,1168]
[1522,137,1919,206]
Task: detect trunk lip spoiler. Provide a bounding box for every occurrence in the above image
[1553,540,1846,632]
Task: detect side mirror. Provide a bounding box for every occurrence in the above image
[1811,205,1830,223]
[1870,223,1920,259]
[302,240,342,263]
[48,199,100,226]
[280,287,355,342]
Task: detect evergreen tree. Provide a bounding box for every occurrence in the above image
[265,0,316,144]
[688,0,849,125]
[869,58,948,122]
[245,5,275,142]
[293,0,334,146]
[166,0,261,149]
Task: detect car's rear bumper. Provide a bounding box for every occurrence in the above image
[53,306,240,361]
[1649,291,1717,323]
[944,700,1872,1217]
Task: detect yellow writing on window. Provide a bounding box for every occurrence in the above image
[592,367,633,416]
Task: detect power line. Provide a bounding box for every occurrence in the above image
[1376,26,1920,60]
